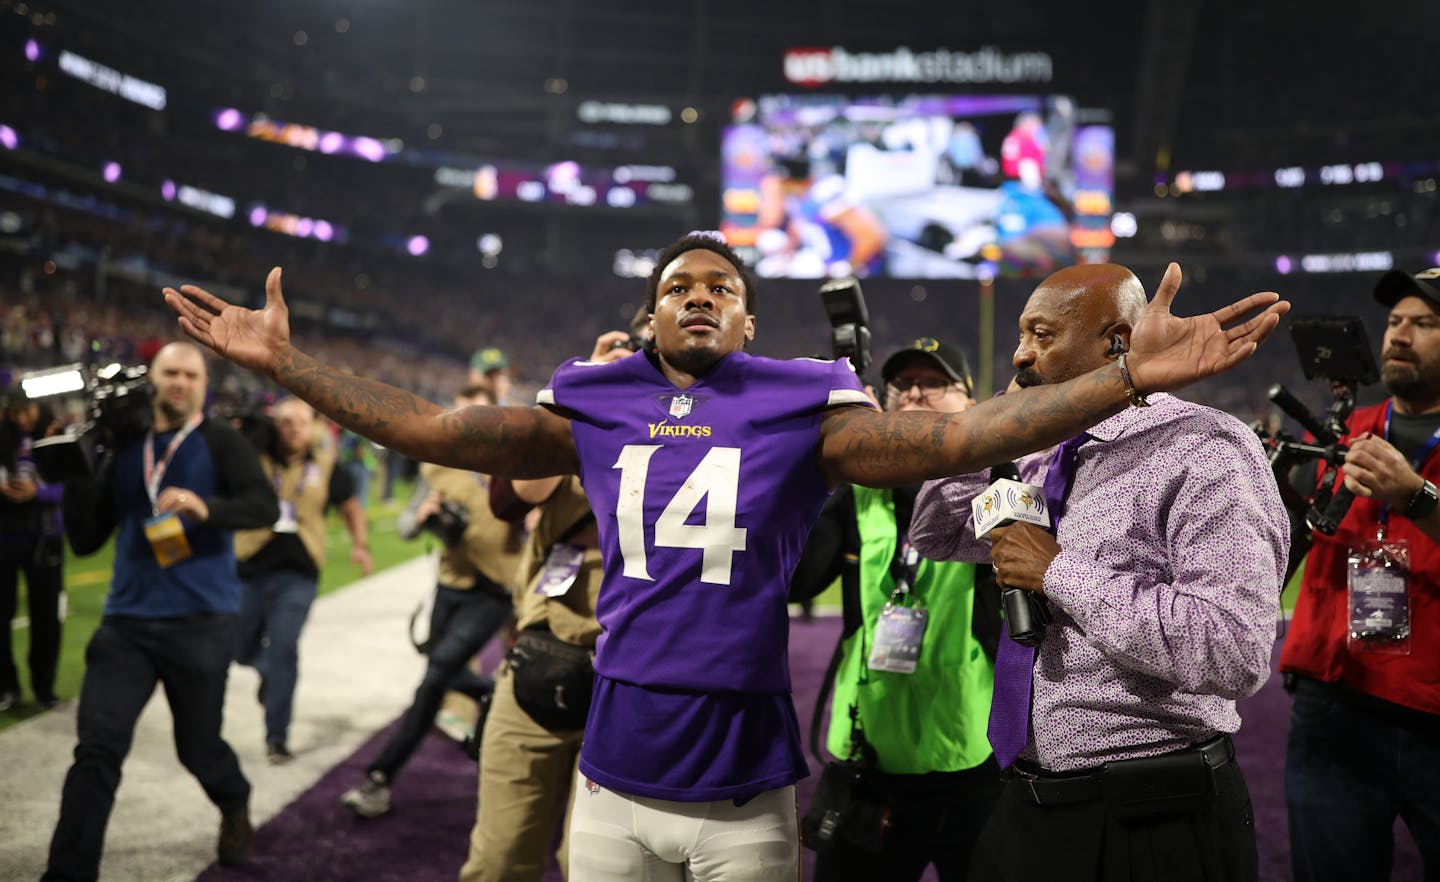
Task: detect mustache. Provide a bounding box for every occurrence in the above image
[1014,367,1044,388]
[1383,346,1416,362]
[679,311,719,328]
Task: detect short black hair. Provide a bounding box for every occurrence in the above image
[644,233,758,315]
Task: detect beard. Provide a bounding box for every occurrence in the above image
[1381,350,1440,402]
[664,344,725,378]
[1383,364,1428,398]
[157,397,195,425]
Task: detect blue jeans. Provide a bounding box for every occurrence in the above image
[369,584,510,780]
[45,615,249,882]
[236,568,318,746]
[1285,676,1440,882]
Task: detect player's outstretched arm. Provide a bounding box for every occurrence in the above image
[1125,263,1288,391]
[163,267,579,477]
[820,263,1289,487]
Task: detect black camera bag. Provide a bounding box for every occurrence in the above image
[506,627,594,731]
[801,755,891,854]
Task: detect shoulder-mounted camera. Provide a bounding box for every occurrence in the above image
[422,498,471,547]
[29,363,154,483]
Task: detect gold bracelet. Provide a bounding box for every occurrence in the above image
[1116,353,1150,407]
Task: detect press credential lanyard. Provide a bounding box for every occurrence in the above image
[143,413,203,516]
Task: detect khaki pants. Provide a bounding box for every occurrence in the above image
[460,664,584,882]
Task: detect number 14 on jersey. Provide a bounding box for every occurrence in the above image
[612,444,749,586]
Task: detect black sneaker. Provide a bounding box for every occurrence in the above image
[266,742,293,765]
[217,806,253,866]
[37,695,60,710]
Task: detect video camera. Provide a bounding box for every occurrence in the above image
[421,498,470,547]
[819,277,872,380]
[220,400,278,457]
[1254,316,1379,536]
[29,363,154,483]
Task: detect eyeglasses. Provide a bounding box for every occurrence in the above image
[885,377,968,401]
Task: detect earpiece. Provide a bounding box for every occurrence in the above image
[1108,334,1126,357]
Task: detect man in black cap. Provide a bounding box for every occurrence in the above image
[1281,267,1440,882]
[790,336,1003,882]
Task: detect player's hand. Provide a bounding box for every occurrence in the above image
[1343,433,1425,509]
[988,523,1060,593]
[164,266,294,378]
[1126,263,1290,393]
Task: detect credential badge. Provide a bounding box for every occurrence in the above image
[669,393,693,419]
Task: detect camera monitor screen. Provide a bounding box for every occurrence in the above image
[1289,316,1380,385]
[721,94,1114,280]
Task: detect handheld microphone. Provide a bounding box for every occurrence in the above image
[974,463,1051,647]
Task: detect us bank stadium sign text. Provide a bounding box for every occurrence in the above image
[783,46,1054,88]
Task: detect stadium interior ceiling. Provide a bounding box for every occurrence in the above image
[6,0,1440,270]
[3,0,1440,412]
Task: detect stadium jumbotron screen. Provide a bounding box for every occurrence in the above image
[721,93,1114,280]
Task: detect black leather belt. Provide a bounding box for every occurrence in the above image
[1011,734,1234,806]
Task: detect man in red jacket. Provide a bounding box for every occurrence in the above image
[1280,267,1440,882]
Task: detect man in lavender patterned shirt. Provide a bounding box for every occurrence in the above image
[165,237,1287,882]
[911,263,1288,882]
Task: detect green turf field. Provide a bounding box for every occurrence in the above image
[0,480,428,733]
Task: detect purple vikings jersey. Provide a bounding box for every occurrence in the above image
[537,349,870,800]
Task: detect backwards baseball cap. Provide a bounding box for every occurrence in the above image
[469,347,509,373]
[881,337,973,395]
[1374,268,1440,308]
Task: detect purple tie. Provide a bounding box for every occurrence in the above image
[986,433,1088,768]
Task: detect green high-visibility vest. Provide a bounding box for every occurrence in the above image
[826,485,996,774]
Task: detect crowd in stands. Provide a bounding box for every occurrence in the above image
[0,163,1398,444]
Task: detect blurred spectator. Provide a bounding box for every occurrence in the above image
[232,397,372,764]
[0,393,64,711]
[468,347,513,405]
[340,384,523,819]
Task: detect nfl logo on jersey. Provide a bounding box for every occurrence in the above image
[669,394,693,419]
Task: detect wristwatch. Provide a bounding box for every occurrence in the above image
[1403,479,1440,521]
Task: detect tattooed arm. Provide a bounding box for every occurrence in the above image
[164,268,579,477]
[820,364,1128,487]
[273,347,577,475]
[820,263,1290,487]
